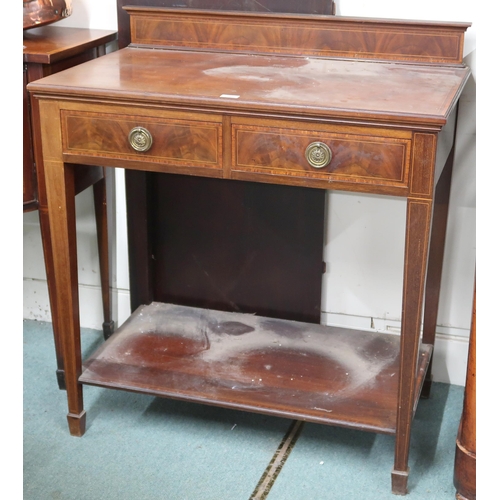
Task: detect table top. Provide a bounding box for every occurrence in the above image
[27,46,470,129]
[23,26,117,65]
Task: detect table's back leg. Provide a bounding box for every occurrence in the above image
[93,169,115,339]
[37,206,67,389]
[421,104,459,398]
[420,150,454,398]
[125,169,155,312]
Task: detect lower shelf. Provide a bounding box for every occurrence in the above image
[80,302,432,435]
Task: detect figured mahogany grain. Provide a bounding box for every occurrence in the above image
[116,0,336,49]
[127,7,469,64]
[80,302,433,434]
[233,123,410,188]
[62,109,223,170]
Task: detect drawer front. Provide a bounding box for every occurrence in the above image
[61,110,222,170]
[232,124,411,189]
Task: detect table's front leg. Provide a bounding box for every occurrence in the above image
[392,196,433,494]
[391,130,437,494]
[36,99,86,436]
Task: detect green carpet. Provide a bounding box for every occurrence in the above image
[23,319,464,499]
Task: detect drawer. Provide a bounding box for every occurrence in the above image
[232,123,411,190]
[61,109,223,170]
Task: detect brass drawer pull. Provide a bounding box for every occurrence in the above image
[305,142,332,169]
[128,126,153,152]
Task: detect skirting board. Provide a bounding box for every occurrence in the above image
[23,279,469,386]
[23,278,132,334]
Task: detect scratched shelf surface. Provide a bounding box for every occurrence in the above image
[80,302,432,434]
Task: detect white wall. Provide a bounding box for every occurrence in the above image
[23,0,477,386]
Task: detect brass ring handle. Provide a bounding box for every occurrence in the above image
[128,126,153,152]
[305,142,332,169]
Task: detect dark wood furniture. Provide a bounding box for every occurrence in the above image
[454,281,476,499]
[28,8,471,495]
[24,26,117,388]
[120,1,336,326]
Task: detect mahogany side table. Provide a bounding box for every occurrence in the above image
[27,9,471,494]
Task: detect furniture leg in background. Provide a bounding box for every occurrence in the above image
[93,173,115,339]
[421,105,459,398]
[454,280,476,499]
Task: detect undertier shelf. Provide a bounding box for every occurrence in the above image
[80,302,432,434]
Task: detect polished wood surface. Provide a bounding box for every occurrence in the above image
[23,26,116,64]
[29,46,469,129]
[454,283,476,499]
[27,7,471,495]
